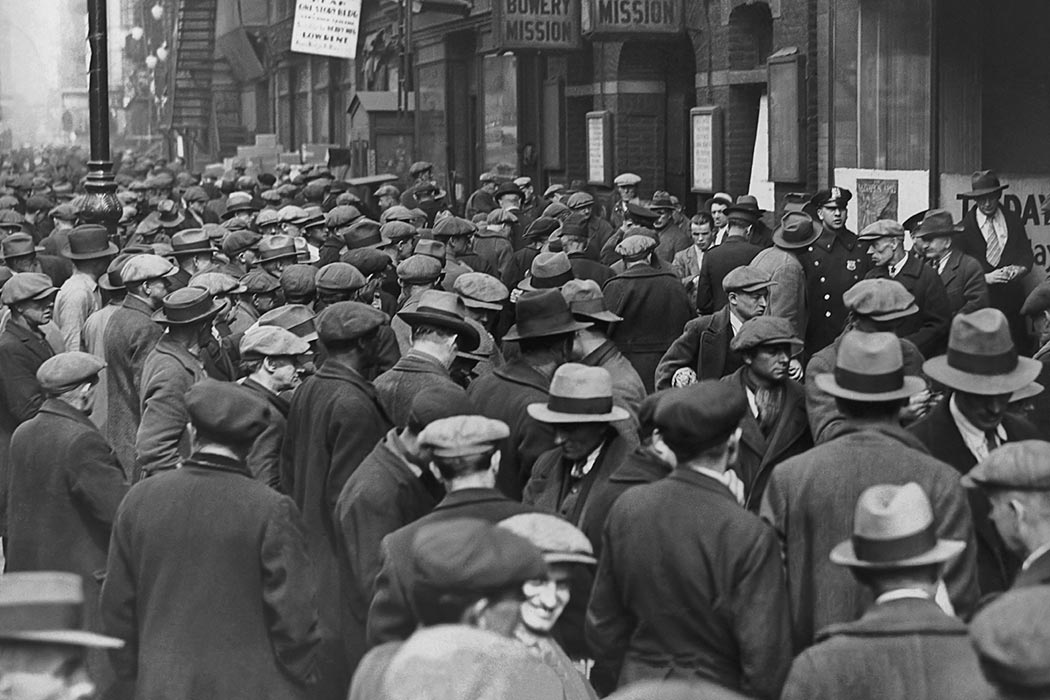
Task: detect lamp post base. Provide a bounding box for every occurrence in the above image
[80,160,122,234]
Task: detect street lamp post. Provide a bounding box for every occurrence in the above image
[81,0,122,233]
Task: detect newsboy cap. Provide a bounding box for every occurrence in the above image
[842,278,918,321]
[499,513,596,566]
[418,415,510,458]
[222,230,262,257]
[433,216,476,239]
[189,271,246,296]
[615,234,658,261]
[240,325,310,359]
[241,269,282,294]
[723,265,773,293]
[970,586,1050,693]
[36,352,106,394]
[397,254,444,284]
[962,440,1050,491]
[186,379,271,444]
[1,272,58,306]
[613,173,641,187]
[654,381,747,457]
[315,301,387,344]
[120,254,178,285]
[454,272,509,311]
[858,219,906,242]
[729,316,803,353]
[340,248,390,277]
[381,220,417,242]
[316,262,366,293]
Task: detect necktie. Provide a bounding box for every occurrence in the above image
[985,430,999,455]
[983,216,1003,267]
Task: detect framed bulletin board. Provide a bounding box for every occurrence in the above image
[690,106,722,193]
[586,110,613,185]
[768,50,806,183]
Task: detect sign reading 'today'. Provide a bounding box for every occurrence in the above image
[291,0,362,59]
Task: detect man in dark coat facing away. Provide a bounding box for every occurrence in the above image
[7,351,128,695]
[696,204,762,314]
[101,380,321,700]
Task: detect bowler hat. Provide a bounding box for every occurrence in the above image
[454,272,509,311]
[418,416,510,458]
[773,211,822,249]
[257,234,298,263]
[503,288,592,342]
[923,309,1041,395]
[1,272,57,306]
[186,379,271,443]
[815,331,926,402]
[170,228,213,256]
[257,303,318,342]
[36,352,106,394]
[1,232,42,260]
[527,363,630,424]
[518,252,574,291]
[62,224,118,260]
[499,513,596,566]
[911,209,962,239]
[959,169,1009,199]
[970,586,1050,692]
[398,290,480,352]
[0,572,123,648]
[963,440,1050,491]
[152,287,220,325]
[559,279,621,323]
[344,219,390,249]
[829,482,965,569]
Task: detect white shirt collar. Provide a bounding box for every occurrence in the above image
[949,394,1007,462]
[693,467,745,505]
[729,309,744,336]
[888,254,908,279]
[1022,542,1050,571]
[875,588,931,604]
[937,251,951,275]
[570,443,602,479]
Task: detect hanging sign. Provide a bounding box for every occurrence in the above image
[291,0,362,59]
[494,0,582,50]
[582,0,682,36]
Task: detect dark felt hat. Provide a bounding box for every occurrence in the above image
[152,287,220,325]
[503,289,592,342]
[654,381,747,456]
[62,224,118,260]
[959,170,1008,199]
[397,290,480,352]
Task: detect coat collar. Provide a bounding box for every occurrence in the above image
[493,358,550,394]
[811,226,859,253]
[870,251,923,281]
[3,320,54,363]
[182,452,252,476]
[609,448,672,484]
[613,262,676,281]
[817,598,967,640]
[390,349,451,377]
[725,368,808,459]
[240,377,290,416]
[1013,548,1050,588]
[434,487,515,511]
[316,355,372,388]
[153,335,204,374]
[668,467,737,502]
[38,398,96,429]
[836,421,932,455]
[122,294,155,317]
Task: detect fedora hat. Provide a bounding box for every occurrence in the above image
[221,197,258,220]
[724,205,758,226]
[773,211,822,249]
[912,209,963,239]
[527,363,630,424]
[0,572,124,648]
[155,199,185,228]
[959,170,1008,200]
[924,308,1041,395]
[559,279,622,323]
[396,290,481,352]
[518,252,574,291]
[830,482,965,569]
[258,234,298,263]
[1,232,43,260]
[152,287,220,325]
[170,228,213,257]
[62,224,119,260]
[814,330,926,402]
[648,191,675,211]
[503,289,592,342]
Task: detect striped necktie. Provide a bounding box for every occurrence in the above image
[983,216,1003,267]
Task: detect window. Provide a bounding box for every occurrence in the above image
[482,54,518,175]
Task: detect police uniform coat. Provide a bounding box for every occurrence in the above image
[760,423,979,652]
[366,487,534,646]
[780,598,995,700]
[373,349,467,429]
[937,248,989,316]
[100,452,321,700]
[865,252,952,357]
[695,236,762,314]
[135,335,206,477]
[603,262,694,394]
[909,401,1038,594]
[654,307,739,390]
[798,227,871,354]
[587,469,792,699]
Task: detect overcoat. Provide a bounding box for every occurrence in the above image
[471,229,514,275]
[603,262,694,393]
[83,303,120,435]
[100,453,320,700]
[1013,549,1050,589]
[760,423,979,652]
[467,359,555,499]
[750,246,808,339]
[568,252,614,287]
[580,339,644,445]
[585,217,616,262]
[937,248,989,316]
[373,349,466,429]
[240,377,289,489]
[909,400,1038,594]
[366,487,534,646]
[135,335,205,477]
[865,251,952,357]
[797,226,871,354]
[695,236,761,314]
[654,221,691,263]
[654,306,737,390]
[586,469,792,699]
[671,246,702,307]
[780,598,995,700]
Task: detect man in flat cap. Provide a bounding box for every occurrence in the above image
[228,269,282,337]
[334,386,474,672]
[501,217,559,290]
[603,233,694,392]
[910,309,1041,594]
[655,265,772,391]
[648,191,691,264]
[587,380,792,699]
[696,204,762,314]
[762,330,978,652]
[465,173,499,220]
[399,161,434,210]
[102,380,320,700]
[963,441,1050,589]
[912,209,989,317]
[367,415,535,646]
[610,173,641,230]
[432,216,495,286]
[281,301,393,699]
[559,221,614,286]
[781,483,991,700]
[859,219,951,357]
[567,192,616,262]
[970,586,1050,698]
[799,187,871,352]
[2,231,73,288]
[374,184,401,214]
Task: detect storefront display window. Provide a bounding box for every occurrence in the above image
[483,54,518,175]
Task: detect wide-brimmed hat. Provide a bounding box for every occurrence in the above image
[503,289,592,342]
[814,330,926,402]
[155,199,185,228]
[649,191,675,211]
[559,279,621,323]
[170,228,213,256]
[830,482,966,569]
[527,363,630,424]
[724,205,758,226]
[152,287,220,325]
[258,235,298,263]
[518,252,574,291]
[221,197,258,220]
[959,169,1009,200]
[924,308,1041,395]
[911,209,963,239]
[62,224,119,260]
[0,572,124,648]
[773,211,822,249]
[1,232,43,260]
[397,290,480,352]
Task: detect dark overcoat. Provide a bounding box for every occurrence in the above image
[135,334,205,477]
[568,252,615,287]
[780,599,995,700]
[654,306,737,390]
[654,221,691,263]
[579,339,644,446]
[240,377,289,490]
[373,349,467,429]
[937,248,989,316]
[1013,549,1050,589]
[695,236,761,314]
[909,400,1038,594]
[865,251,951,357]
[760,423,979,652]
[603,262,694,393]
[100,453,320,700]
[797,226,871,354]
[586,469,792,699]
[366,487,533,646]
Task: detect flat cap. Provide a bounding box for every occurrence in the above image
[374,183,400,198]
[222,230,262,257]
[843,278,918,320]
[277,205,308,224]
[409,161,433,176]
[970,586,1050,692]
[182,186,209,203]
[433,216,476,239]
[397,254,443,284]
[419,415,510,458]
[25,195,53,213]
[316,262,366,292]
[566,192,595,210]
[615,234,658,260]
[723,265,773,293]
[302,179,328,199]
[454,272,508,310]
[542,202,571,220]
[513,176,532,188]
[729,316,803,353]
[189,271,245,296]
[255,209,280,227]
[858,219,906,241]
[1021,281,1050,316]
[1,272,58,305]
[120,254,178,285]
[655,381,747,457]
[407,385,476,432]
[240,325,310,358]
[340,248,390,277]
[962,440,1050,491]
[326,205,363,229]
[49,203,78,221]
[258,303,318,342]
[486,208,517,226]
[525,217,561,241]
[280,264,318,297]
[186,379,271,443]
[498,513,596,565]
[381,205,415,223]
[413,238,446,263]
[315,301,387,343]
[380,220,416,242]
[614,172,641,186]
[36,352,105,393]
[241,269,281,294]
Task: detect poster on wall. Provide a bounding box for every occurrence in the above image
[690,106,722,193]
[834,168,929,238]
[587,111,612,185]
[291,0,362,60]
[856,178,899,231]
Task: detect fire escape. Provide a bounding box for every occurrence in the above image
[167,0,218,163]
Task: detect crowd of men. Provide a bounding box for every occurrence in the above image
[0,149,1049,700]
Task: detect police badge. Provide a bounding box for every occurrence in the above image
[846,260,857,271]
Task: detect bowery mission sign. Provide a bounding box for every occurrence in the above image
[494,0,583,50]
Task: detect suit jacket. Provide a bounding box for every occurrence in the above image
[938,248,989,316]
[654,306,736,390]
[366,488,534,646]
[671,246,703,306]
[722,369,812,511]
[696,236,762,314]
[750,246,808,339]
[798,227,871,354]
[373,349,467,429]
[909,401,1037,594]
[135,335,206,477]
[866,252,951,357]
[781,599,995,700]
[603,263,694,393]
[761,423,979,652]
[100,453,320,700]
[587,469,792,699]
[467,359,555,499]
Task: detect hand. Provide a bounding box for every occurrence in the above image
[900,389,932,424]
[985,269,1010,285]
[671,367,698,387]
[788,359,804,382]
[509,288,524,304]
